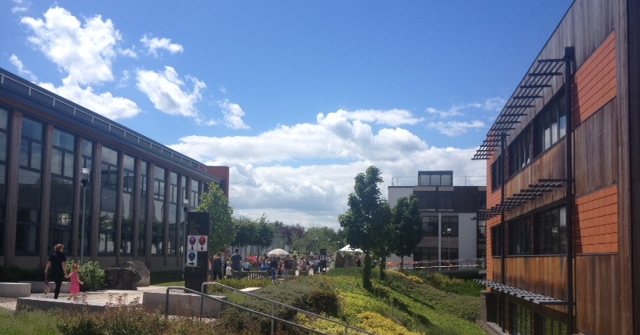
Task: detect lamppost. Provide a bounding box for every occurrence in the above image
[181,198,189,277]
[446,227,452,263]
[80,168,90,263]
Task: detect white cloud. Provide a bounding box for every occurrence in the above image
[9,54,37,81]
[11,0,29,13]
[140,34,184,56]
[21,6,121,86]
[319,108,422,127]
[170,109,426,165]
[427,120,485,137]
[225,147,484,228]
[40,82,140,120]
[219,99,249,129]
[136,66,206,119]
[426,97,506,119]
[118,47,137,58]
[167,107,488,228]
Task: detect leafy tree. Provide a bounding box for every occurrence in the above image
[339,166,391,290]
[233,216,258,255]
[292,226,341,255]
[255,216,274,256]
[197,183,236,254]
[392,196,423,270]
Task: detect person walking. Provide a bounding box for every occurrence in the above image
[66,261,84,302]
[230,248,242,272]
[212,253,223,280]
[44,244,67,299]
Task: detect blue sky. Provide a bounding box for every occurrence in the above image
[1,0,572,228]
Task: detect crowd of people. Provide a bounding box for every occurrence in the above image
[207,249,331,283]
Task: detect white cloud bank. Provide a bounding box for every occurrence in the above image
[9,54,37,82]
[170,109,485,228]
[20,6,140,120]
[136,66,206,119]
[140,34,184,56]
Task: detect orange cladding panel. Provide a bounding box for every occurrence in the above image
[574,184,618,254]
[573,32,617,126]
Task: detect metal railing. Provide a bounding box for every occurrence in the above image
[164,286,326,335]
[387,258,486,271]
[201,281,375,335]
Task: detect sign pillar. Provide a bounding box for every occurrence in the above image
[184,212,210,292]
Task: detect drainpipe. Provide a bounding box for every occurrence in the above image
[500,132,507,330]
[564,46,575,335]
[500,132,507,285]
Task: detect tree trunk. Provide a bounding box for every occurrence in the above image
[400,255,404,271]
[363,252,372,291]
[379,255,386,281]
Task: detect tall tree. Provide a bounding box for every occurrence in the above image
[339,166,391,290]
[255,216,274,257]
[233,216,258,255]
[197,183,236,254]
[392,196,423,270]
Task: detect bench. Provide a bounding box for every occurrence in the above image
[0,282,31,297]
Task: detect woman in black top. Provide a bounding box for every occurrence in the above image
[44,244,67,299]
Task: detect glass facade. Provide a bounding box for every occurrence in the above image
[121,155,134,255]
[80,140,93,257]
[152,166,165,255]
[0,101,218,270]
[138,161,147,256]
[0,109,8,255]
[99,146,118,255]
[167,172,178,255]
[48,128,75,251]
[17,117,43,255]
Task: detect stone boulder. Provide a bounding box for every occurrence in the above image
[124,260,150,287]
[105,268,141,290]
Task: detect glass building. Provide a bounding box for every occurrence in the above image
[0,67,229,271]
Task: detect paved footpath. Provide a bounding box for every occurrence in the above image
[0,286,167,312]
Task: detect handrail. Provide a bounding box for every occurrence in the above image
[201,281,375,335]
[164,286,326,335]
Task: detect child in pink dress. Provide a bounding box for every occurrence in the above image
[66,262,83,302]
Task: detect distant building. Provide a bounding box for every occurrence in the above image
[388,171,486,264]
[474,0,640,333]
[0,67,229,272]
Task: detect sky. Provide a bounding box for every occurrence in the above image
[1,0,573,229]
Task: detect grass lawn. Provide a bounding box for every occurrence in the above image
[0,309,60,335]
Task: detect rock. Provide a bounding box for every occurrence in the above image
[105,268,141,290]
[124,260,150,287]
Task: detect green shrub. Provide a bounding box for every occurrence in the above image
[100,301,167,335]
[78,261,105,291]
[57,311,102,335]
[421,272,483,297]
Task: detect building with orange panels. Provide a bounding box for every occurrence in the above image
[474,0,640,334]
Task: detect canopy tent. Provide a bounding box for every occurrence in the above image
[338,244,363,254]
[267,248,289,257]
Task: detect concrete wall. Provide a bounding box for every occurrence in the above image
[458,213,477,260]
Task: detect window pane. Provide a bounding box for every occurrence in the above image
[51,149,63,175]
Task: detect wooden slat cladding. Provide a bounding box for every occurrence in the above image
[503,257,567,299]
[574,185,618,254]
[575,255,623,335]
[573,102,618,196]
[573,32,617,125]
[504,143,567,220]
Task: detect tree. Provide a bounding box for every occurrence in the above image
[255,216,274,257]
[392,196,423,270]
[339,166,391,290]
[233,216,258,256]
[197,183,236,254]
[292,226,341,255]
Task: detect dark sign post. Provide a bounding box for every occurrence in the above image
[184,212,210,291]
